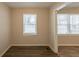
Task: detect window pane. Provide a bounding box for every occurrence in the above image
[70,15,79,34]
[30,15,36,24]
[57,14,79,34]
[57,25,68,34]
[23,14,37,34]
[24,25,36,33]
[57,14,68,24]
[24,15,36,25]
[57,14,69,34]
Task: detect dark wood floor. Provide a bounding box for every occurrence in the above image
[3,46,79,57]
[3,46,58,57]
[58,46,79,57]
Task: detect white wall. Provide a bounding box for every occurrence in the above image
[0,3,11,56]
[49,3,70,53]
[49,9,58,53]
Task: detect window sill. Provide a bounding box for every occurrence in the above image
[23,33,39,36]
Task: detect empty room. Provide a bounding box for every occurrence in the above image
[1,2,79,57]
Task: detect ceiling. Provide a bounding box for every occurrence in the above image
[4,2,79,8]
[4,2,59,8]
[66,2,79,7]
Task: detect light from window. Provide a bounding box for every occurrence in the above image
[23,14,37,35]
[57,14,79,34]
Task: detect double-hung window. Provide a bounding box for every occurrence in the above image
[57,14,79,34]
[23,14,37,35]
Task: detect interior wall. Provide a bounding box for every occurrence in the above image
[49,9,58,53]
[11,7,49,45]
[49,3,68,53]
[0,3,11,56]
[58,7,79,45]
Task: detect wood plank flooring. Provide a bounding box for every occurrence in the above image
[3,46,79,57]
[2,46,58,57]
[58,46,79,57]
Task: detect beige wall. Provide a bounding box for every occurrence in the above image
[11,7,49,45]
[58,36,79,45]
[58,7,79,45]
[0,3,11,56]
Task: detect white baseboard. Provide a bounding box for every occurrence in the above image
[0,45,12,57]
[59,44,79,46]
[12,44,49,46]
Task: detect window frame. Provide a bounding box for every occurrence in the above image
[57,14,79,36]
[23,14,38,36]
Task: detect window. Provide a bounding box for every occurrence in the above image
[23,14,37,35]
[57,14,79,34]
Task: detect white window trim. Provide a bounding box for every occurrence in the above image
[23,14,38,36]
[57,14,79,35]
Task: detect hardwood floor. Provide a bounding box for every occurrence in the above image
[58,46,79,57]
[3,46,79,57]
[3,46,58,57]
